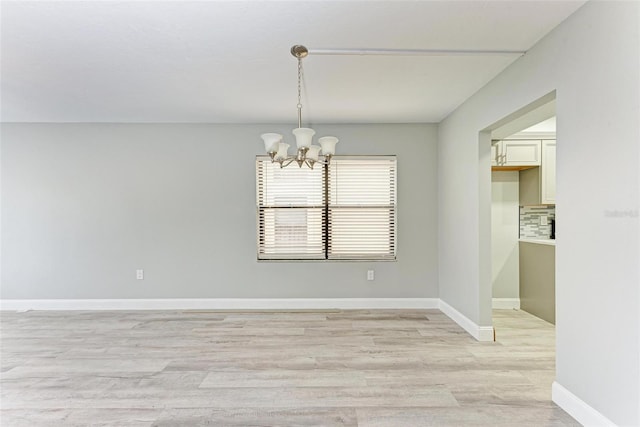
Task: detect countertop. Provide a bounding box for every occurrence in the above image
[519,238,556,246]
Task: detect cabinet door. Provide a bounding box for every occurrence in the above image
[502,140,541,166]
[541,140,556,204]
[491,142,500,166]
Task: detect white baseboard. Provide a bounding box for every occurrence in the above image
[0,298,439,311]
[492,298,521,309]
[552,382,615,426]
[438,299,494,341]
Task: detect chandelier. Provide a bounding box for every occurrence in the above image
[261,45,338,169]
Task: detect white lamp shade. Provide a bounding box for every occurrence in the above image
[274,142,290,161]
[318,136,339,155]
[292,127,316,149]
[307,145,321,161]
[261,133,282,153]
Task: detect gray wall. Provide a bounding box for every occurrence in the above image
[1,123,438,299]
[438,1,639,424]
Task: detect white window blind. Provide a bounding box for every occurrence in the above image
[256,159,325,259]
[256,156,397,261]
[328,157,396,260]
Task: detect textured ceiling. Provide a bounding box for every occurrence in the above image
[0,1,585,123]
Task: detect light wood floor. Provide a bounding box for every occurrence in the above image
[0,308,577,426]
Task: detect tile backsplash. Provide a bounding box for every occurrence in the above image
[520,205,556,239]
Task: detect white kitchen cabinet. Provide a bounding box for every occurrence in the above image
[492,140,541,168]
[541,140,556,204]
[519,139,556,205]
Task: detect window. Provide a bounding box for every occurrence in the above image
[256,156,396,260]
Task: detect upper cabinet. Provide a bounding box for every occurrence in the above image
[540,140,556,204]
[519,140,556,205]
[492,139,541,168]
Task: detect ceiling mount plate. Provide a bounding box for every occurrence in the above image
[290,45,309,59]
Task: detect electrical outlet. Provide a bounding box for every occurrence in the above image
[136,269,144,280]
[540,215,548,226]
[367,270,375,281]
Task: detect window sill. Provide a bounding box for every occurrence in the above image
[257,258,397,263]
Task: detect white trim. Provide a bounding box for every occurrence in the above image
[438,299,494,341]
[492,298,521,309]
[0,298,439,311]
[552,381,616,426]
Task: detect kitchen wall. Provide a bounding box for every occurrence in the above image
[1,123,438,300]
[491,171,519,300]
[438,1,639,425]
[520,205,555,239]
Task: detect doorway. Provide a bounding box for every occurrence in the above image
[487,96,558,400]
[490,111,556,323]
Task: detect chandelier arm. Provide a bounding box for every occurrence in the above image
[274,154,332,169]
[280,158,296,168]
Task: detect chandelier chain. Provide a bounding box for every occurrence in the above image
[297,57,303,128]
